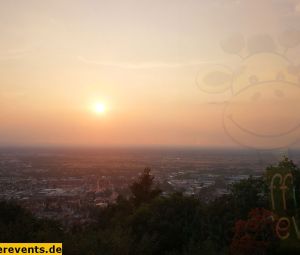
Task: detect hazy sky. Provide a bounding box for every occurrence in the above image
[1,0,300,148]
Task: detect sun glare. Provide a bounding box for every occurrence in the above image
[93,102,106,114]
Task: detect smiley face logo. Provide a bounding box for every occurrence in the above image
[197,33,300,150]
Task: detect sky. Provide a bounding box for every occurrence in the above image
[1,0,300,148]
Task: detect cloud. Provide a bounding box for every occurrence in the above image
[274,0,300,15]
[0,48,32,60]
[295,2,300,14]
[77,56,220,69]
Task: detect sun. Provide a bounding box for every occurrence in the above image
[93,102,106,114]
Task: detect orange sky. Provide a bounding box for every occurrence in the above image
[1,0,300,148]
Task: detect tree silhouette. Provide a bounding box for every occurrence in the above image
[129,168,161,206]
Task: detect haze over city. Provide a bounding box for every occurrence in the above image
[1,0,300,148]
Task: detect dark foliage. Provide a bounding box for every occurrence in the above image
[129,167,162,207]
[0,200,63,242]
[0,161,298,255]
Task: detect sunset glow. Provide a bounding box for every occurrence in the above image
[1,0,300,148]
[93,102,106,114]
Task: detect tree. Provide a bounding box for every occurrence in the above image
[229,177,268,218]
[129,168,161,207]
[129,193,207,255]
[266,156,300,209]
[0,201,63,243]
[230,208,278,255]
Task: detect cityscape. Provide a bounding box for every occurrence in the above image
[1,147,299,227]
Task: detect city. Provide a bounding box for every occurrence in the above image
[0,147,293,227]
